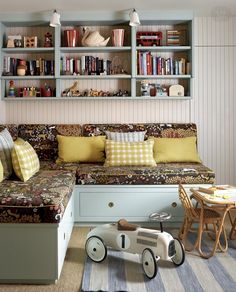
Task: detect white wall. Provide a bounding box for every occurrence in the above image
[3,16,236,185]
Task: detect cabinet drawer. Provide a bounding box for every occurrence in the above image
[78,190,182,220]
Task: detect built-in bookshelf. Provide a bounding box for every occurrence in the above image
[0,16,192,100]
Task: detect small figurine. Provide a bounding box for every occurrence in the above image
[8,80,16,97]
[7,35,22,48]
[24,36,37,48]
[44,32,53,47]
[42,83,52,97]
[81,27,110,47]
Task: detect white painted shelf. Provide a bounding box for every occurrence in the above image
[1,47,54,53]
[136,46,191,52]
[60,46,131,53]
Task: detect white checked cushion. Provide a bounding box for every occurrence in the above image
[105,131,146,142]
[104,139,156,167]
[0,128,14,179]
[12,138,40,182]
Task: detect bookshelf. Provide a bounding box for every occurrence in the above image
[133,21,192,99]
[0,15,193,100]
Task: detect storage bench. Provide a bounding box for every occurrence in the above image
[0,169,75,283]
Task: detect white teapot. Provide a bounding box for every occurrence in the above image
[81,27,110,47]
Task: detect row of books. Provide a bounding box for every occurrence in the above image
[137,51,190,76]
[60,56,113,75]
[3,57,54,76]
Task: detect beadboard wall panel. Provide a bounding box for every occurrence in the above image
[194,16,236,46]
[192,17,236,185]
[5,100,190,124]
[0,101,5,122]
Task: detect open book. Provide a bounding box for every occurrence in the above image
[199,185,236,195]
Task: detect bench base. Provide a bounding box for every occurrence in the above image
[0,192,74,284]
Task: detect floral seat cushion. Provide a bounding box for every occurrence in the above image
[76,162,215,185]
[0,169,75,223]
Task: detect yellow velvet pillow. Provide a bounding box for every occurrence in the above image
[57,135,106,163]
[151,136,201,163]
[0,160,3,182]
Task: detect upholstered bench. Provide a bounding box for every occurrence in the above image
[0,122,215,283]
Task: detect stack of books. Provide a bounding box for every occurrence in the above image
[199,185,236,195]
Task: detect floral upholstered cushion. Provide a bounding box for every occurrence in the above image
[0,169,75,223]
[17,124,82,161]
[82,123,197,139]
[76,162,215,185]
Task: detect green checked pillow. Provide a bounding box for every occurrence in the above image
[12,138,40,182]
[104,139,156,167]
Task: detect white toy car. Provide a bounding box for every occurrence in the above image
[85,218,185,279]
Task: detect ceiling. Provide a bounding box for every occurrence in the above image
[0,0,236,16]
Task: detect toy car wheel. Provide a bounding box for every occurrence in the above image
[142,248,157,279]
[172,238,185,266]
[85,236,107,263]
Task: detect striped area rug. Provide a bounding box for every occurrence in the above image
[82,239,236,292]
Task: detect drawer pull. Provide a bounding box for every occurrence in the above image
[108,202,114,208]
[64,233,66,240]
[71,211,73,217]
[172,202,177,208]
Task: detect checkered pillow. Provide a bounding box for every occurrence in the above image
[104,139,156,167]
[12,138,40,182]
[0,128,14,179]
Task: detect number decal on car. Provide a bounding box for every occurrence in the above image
[116,233,130,250]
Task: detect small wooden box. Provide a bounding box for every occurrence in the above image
[24,36,38,48]
[166,29,187,46]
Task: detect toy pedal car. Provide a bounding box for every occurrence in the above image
[85,219,185,279]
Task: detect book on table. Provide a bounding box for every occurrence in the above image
[199,185,236,195]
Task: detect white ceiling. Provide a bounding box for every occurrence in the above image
[0,0,236,16]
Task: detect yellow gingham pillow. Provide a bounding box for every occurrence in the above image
[11,138,40,182]
[104,139,156,167]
